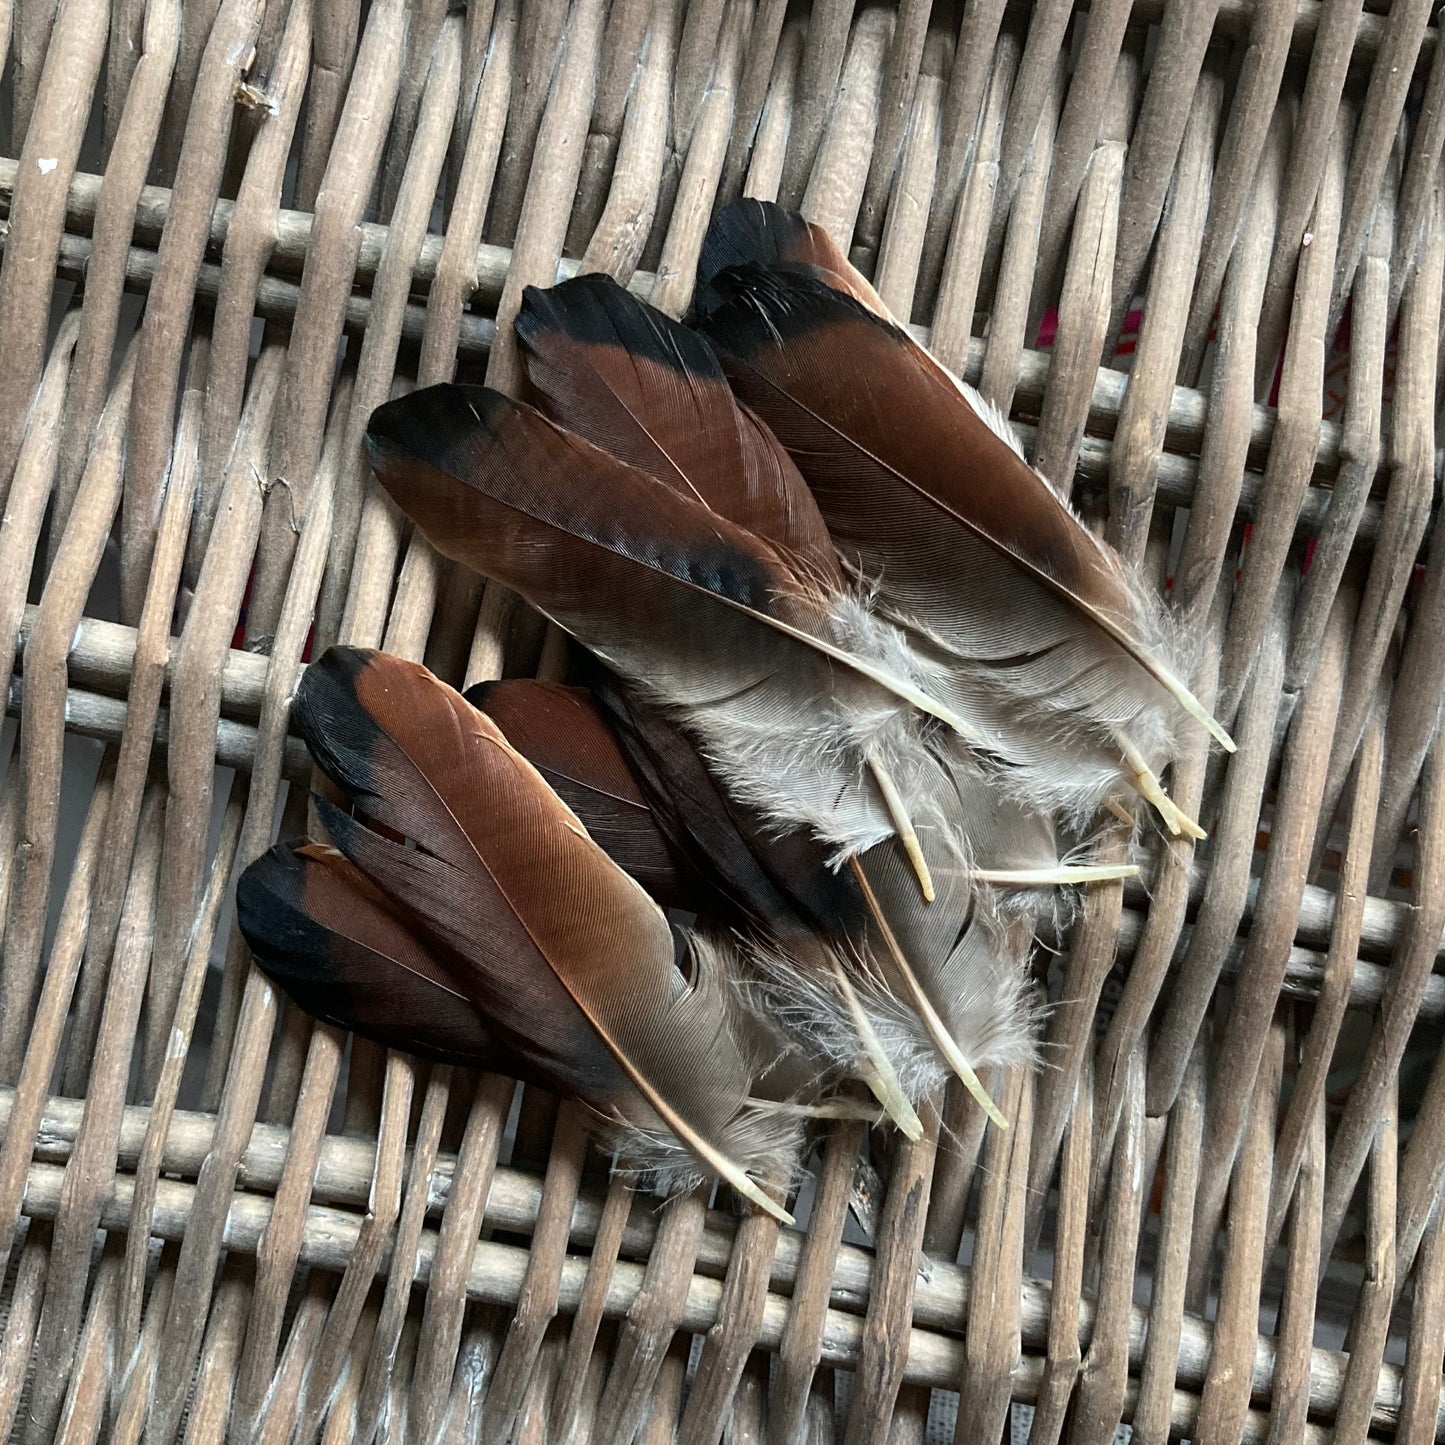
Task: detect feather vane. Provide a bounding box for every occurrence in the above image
[257,646,799,1218]
[694,200,1232,837]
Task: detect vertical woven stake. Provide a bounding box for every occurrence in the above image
[675,1176,784,1445]
[0,315,77,1013]
[1267,1090,1327,1444]
[481,1104,591,1441]
[1070,1046,1147,1443]
[769,1121,868,1445]
[1132,1048,1204,1445]
[1396,1197,1445,1445]
[844,1103,941,1445]
[593,1186,708,1445]
[955,1068,1031,1443]
[1267,708,1383,1254]
[1320,740,1445,1262]
[1331,1077,1398,1443]
[1028,1055,1091,1445]
[1194,1027,1283,1443]
[1147,584,1292,1117]
[1190,596,1349,1288]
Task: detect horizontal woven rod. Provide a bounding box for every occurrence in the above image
[15,609,284,719]
[18,228,1405,559]
[0,161,1381,495]
[1109,906,1445,1021]
[1130,0,1438,66]
[9,606,1440,968]
[8,610,1443,994]
[2,674,311,777]
[36,227,496,355]
[1159,920,1445,1021]
[1120,859,1424,963]
[25,1156,1338,1444]
[1,1154,970,1393]
[2,1088,1421,1437]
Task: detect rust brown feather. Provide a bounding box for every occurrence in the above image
[238,840,508,1068]
[695,201,1232,839]
[277,646,799,1217]
[463,678,699,911]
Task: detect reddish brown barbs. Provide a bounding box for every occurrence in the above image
[513,272,838,578]
[694,199,1234,841]
[238,646,798,1222]
[463,678,701,911]
[359,285,1047,1135]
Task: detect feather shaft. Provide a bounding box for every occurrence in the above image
[828,956,925,1140]
[693,584,981,740]
[867,753,936,901]
[956,863,1140,886]
[694,201,1236,838]
[1117,732,1206,839]
[848,859,1010,1129]
[745,1099,886,1122]
[1104,797,1137,827]
[1138,657,1236,752]
[601,1041,794,1224]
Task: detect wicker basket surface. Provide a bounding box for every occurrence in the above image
[0,1,1442,1441]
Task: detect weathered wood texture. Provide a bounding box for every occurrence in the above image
[0,3,1441,1441]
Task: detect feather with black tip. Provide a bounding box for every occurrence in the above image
[280,645,801,1218]
[694,200,1233,841]
[237,840,511,1069]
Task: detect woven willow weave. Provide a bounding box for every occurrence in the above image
[0,2,1442,1441]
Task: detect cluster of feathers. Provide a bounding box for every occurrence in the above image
[238,202,1232,1226]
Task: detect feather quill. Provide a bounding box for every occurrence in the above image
[280,646,800,1218]
[694,201,1233,838]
